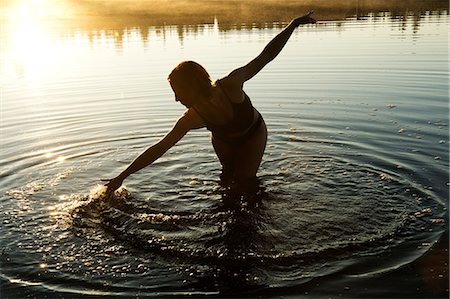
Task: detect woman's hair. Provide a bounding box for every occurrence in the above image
[168,61,212,99]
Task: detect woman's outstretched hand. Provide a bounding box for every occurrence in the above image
[294,11,316,27]
[101,176,124,198]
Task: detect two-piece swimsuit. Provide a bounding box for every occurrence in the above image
[193,81,263,147]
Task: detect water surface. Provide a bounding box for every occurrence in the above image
[1,6,448,298]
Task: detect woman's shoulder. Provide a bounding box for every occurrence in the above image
[177,108,206,130]
[217,74,241,87]
[216,76,245,103]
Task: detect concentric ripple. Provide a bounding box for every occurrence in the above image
[1,12,448,298]
[60,153,445,294]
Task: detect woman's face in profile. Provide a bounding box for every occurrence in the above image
[170,81,197,108]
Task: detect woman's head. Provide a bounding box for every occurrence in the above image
[168,61,212,107]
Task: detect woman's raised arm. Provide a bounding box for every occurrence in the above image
[228,12,316,85]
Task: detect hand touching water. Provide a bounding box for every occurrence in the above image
[101,176,124,198]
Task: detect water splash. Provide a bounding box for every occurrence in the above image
[5,168,73,201]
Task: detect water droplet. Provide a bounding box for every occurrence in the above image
[431,218,445,224]
[422,208,432,215]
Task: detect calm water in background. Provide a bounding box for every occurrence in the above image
[1,9,449,298]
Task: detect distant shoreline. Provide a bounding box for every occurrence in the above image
[1,0,448,30]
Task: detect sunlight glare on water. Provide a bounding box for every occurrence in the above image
[2,0,75,82]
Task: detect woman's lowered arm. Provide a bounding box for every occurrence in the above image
[103,109,205,194]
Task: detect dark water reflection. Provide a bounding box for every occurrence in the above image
[0,3,448,298]
[59,11,449,52]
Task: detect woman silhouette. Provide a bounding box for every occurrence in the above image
[103,12,316,197]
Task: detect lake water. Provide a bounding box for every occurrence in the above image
[1,6,449,298]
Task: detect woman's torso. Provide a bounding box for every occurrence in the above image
[193,79,258,138]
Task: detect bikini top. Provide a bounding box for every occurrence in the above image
[194,81,255,137]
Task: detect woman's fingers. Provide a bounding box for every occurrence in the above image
[305,11,316,22]
[295,12,316,26]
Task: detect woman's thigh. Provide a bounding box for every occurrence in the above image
[212,134,236,169]
[234,119,267,180]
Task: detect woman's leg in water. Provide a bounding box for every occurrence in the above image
[212,118,267,193]
[233,118,267,194]
[212,134,236,186]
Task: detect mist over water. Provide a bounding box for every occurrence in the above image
[1,3,448,297]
